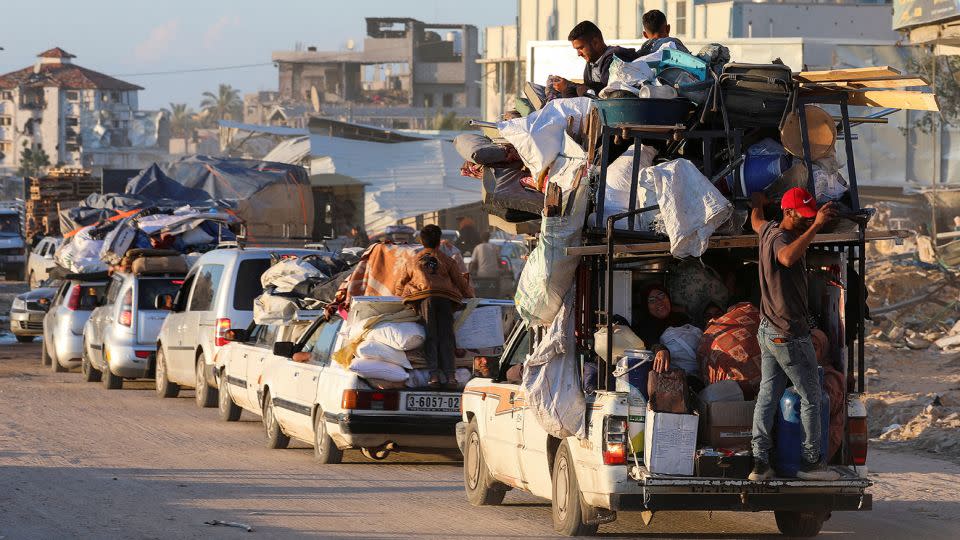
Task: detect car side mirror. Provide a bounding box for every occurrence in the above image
[273,341,295,358]
[154,294,174,310]
[224,328,248,342]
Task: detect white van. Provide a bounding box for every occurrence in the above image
[154,247,322,407]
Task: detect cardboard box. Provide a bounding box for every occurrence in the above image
[644,408,698,475]
[700,400,756,450]
[454,306,504,349]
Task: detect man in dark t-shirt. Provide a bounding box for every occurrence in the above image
[748,188,839,481]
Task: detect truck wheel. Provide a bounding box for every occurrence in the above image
[15,335,34,343]
[463,419,506,506]
[774,511,826,537]
[313,412,343,464]
[81,343,102,382]
[552,441,599,536]
[262,391,290,450]
[218,377,242,422]
[194,358,218,408]
[41,339,52,366]
[154,348,180,398]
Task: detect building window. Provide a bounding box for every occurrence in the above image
[1,91,12,101]
[0,141,11,155]
[66,143,80,152]
[442,93,454,108]
[66,90,79,101]
[675,1,687,36]
[111,91,121,102]
[0,116,11,126]
[66,116,79,127]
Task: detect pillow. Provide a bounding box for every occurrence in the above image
[454,133,509,165]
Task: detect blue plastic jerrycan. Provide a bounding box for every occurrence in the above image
[774,367,830,477]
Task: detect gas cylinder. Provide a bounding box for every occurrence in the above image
[774,367,830,477]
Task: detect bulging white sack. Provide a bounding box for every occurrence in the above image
[350,358,409,383]
[355,340,413,369]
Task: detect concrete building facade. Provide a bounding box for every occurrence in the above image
[0,48,168,176]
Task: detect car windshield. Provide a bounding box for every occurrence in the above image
[0,215,20,237]
[138,278,185,309]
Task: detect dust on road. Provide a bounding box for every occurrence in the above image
[0,342,958,539]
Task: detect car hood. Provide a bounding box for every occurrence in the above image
[17,287,57,301]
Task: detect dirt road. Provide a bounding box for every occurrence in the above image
[1,342,958,539]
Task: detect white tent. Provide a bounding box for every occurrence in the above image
[264,135,481,233]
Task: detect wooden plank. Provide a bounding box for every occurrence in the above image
[846,90,940,112]
[801,76,929,89]
[565,230,911,257]
[795,66,901,83]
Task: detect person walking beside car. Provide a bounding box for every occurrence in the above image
[748,188,839,481]
[394,225,475,389]
[468,233,501,279]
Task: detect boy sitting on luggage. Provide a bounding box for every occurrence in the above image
[394,225,475,389]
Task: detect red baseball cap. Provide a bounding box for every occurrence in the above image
[781,187,818,218]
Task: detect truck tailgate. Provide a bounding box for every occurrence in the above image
[618,465,872,513]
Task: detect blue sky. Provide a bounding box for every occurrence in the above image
[0,0,517,110]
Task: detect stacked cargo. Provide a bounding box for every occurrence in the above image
[26,167,98,239]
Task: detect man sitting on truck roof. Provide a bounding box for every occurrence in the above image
[637,9,689,57]
[748,188,840,482]
[394,224,475,390]
[552,21,640,98]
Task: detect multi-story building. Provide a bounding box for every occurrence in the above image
[0,47,167,176]
[482,0,897,119]
[264,17,481,129]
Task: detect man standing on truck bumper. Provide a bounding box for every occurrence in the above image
[748,188,840,481]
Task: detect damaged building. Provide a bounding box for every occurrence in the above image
[254,17,480,129]
[0,47,169,177]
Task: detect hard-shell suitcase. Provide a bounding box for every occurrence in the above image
[718,63,795,129]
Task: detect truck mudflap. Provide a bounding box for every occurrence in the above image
[613,465,872,513]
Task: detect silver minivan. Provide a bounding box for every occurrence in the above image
[83,270,186,389]
[154,247,321,407]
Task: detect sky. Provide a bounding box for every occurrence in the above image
[0,0,518,111]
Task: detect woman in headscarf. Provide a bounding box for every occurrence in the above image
[636,284,692,372]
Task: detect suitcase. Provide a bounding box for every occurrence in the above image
[131,255,188,276]
[647,367,691,414]
[718,63,795,129]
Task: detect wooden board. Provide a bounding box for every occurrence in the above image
[846,90,940,112]
[564,230,911,257]
[801,76,929,90]
[795,66,902,83]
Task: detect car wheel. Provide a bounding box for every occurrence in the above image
[194,357,218,408]
[101,359,122,390]
[155,348,180,398]
[218,375,242,422]
[81,342,102,383]
[50,343,67,373]
[463,419,506,506]
[313,412,343,464]
[774,511,826,537]
[262,391,290,450]
[40,338,52,366]
[552,441,599,536]
[15,335,34,343]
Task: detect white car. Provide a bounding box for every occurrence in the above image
[27,236,61,288]
[154,247,323,407]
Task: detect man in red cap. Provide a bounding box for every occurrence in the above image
[747,188,839,481]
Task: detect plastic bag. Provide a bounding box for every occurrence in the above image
[350,358,409,383]
[645,159,733,258]
[599,56,656,98]
[660,324,703,376]
[812,153,848,203]
[355,340,412,369]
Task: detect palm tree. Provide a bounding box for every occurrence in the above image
[165,102,196,139]
[200,84,243,126]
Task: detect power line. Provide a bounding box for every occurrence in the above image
[115,62,274,77]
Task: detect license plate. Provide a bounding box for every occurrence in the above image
[405,393,461,412]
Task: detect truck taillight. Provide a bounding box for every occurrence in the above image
[341,390,399,411]
[134,350,152,359]
[119,290,132,327]
[602,416,628,465]
[65,285,81,311]
[214,318,231,347]
[848,416,869,466]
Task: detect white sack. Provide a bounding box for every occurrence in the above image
[135,212,199,235]
[599,56,656,98]
[521,290,586,439]
[355,340,413,369]
[660,324,703,376]
[180,226,214,247]
[55,226,106,274]
[348,320,426,351]
[602,144,659,230]
[261,259,327,294]
[253,293,298,325]
[515,177,589,327]
[497,97,593,176]
[644,159,733,258]
[350,358,409,383]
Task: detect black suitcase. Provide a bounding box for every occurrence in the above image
[718,63,795,129]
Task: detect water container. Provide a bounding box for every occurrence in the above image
[613,350,654,401]
[774,367,830,477]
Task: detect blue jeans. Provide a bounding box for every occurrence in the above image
[751,320,822,464]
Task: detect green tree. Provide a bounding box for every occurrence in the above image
[904,49,960,133]
[165,102,197,138]
[200,84,243,126]
[17,146,50,178]
[428,109,469,130]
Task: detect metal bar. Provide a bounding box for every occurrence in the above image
[797,104,816,195]
[627,136,642,231]
[595,128,612,229]
[846,245,856,393]
[840,95,860,211]
[858,237,866,394]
